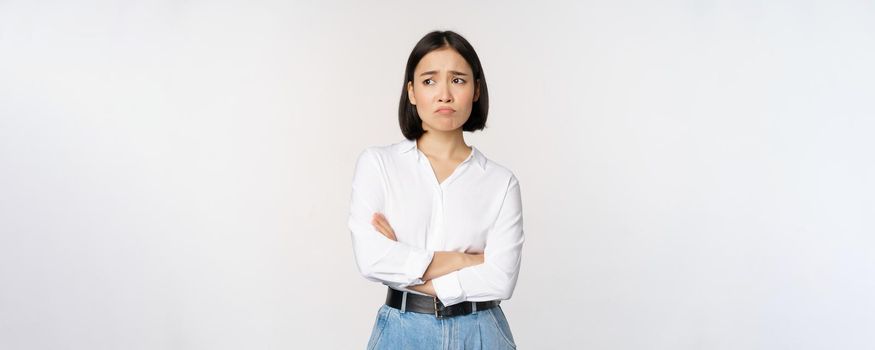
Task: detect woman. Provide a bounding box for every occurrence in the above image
[348,30,524,349]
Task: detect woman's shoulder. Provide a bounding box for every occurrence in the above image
[475,148,520,185]
[352,140,414,173]
[356,139,410,159]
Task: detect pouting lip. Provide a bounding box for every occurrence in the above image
[435,107,456,113]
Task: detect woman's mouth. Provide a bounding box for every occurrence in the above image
[435,107,456,115]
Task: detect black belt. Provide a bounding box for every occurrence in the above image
[384,287,500,319]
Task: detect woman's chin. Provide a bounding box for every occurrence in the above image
[423,120,467,133]
[424,126,461,133]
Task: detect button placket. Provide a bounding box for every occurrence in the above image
[420,154,442,249]
[425,183,445,249]
[417,147,471,250]
[434,185,445,248]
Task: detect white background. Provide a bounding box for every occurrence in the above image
[1,1,873,349]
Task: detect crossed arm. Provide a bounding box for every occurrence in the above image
[351,150,522,305]
[370,212,484,296]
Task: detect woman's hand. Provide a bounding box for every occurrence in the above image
[371,212,485,284]
[371,213,397,241]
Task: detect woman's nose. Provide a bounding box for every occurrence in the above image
[438,85,453,102]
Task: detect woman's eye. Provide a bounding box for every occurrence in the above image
[421,78,465,85]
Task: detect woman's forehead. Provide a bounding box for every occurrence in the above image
[415,48,473,74]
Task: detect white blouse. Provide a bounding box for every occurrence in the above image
[348,138,524,307]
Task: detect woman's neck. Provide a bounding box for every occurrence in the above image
[417,130,470,161]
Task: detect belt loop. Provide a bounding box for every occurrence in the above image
[433,297,440,318]
[400,291,408,313]
[472,302,478,314]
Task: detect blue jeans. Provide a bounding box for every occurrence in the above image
[366,303,517,349]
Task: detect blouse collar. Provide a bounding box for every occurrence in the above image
[397,138,486,171]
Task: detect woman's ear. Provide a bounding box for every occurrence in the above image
[473,80,481,102]
[407,81,416,105]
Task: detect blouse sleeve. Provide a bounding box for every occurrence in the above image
[431,175,525,306]
[348,148,435,287]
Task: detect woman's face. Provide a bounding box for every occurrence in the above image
[407,47,480,134]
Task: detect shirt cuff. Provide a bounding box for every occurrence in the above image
[432,270,466,306]
[402,249,435,287]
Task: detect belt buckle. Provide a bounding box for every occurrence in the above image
[433,297,444,319]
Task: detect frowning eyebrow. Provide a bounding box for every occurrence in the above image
[419,70,469,77]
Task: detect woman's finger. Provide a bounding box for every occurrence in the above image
[371,215,387,233]
[372,214,396,241]
[376,214,396,237]
[372,213,397,241]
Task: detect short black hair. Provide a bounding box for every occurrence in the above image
[398,30,489,140]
